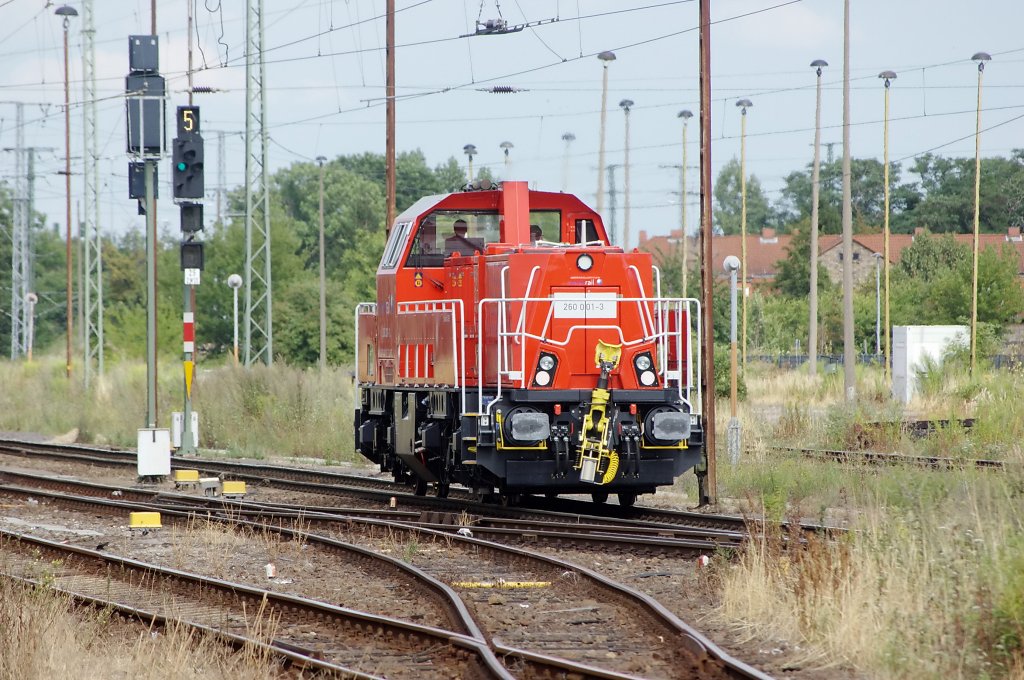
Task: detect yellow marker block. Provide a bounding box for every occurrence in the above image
[451,581,551,589]
[184,360,195,399]
[221,480,246,496]
[129,512,162,529]
[173,469,200,482]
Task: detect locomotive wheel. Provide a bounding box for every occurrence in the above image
[618,492,637,508]
[500,493,521,507]
[591,491,609,504]
[414,478,428,496]
[434,482,450,498]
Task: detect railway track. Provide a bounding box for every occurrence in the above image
[0,527,504,679]
[0,471,770,679]
[771,445,1005,470]
[0,438,840,538]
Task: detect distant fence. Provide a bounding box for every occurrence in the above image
[749,354,1023,371]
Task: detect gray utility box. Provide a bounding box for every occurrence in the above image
[125,74,165,154]
[129,35,159,73]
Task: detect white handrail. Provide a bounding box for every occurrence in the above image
[476,295,701,419]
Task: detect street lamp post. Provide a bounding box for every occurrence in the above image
[596,50,616,216]
[500,141,513,176]
[879,70,896,381]
[56,4,78,379]
[317,156,327,371]
[561,132,575,192]
[227,274,243,366]
[970,51,991,376]
[736,98,752,367]
[874,252,882,356]
[724,255,742,465]
[463,144,477,184]
[619,99,634,250]
[809,60,827,376]
[678,110,693,296]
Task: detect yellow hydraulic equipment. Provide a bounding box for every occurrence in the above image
[575,340,622,485]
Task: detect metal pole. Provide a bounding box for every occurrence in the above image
[561,132,574,192]
[739,105,748,368]
[145,160,157,428]
[698,0,716,506]
[597,62,609,216]
[233,287,239,365]
[63,19,73,379]
[385,0,396,230]
[181,286,196,455]
[882,72,894,381]
[809,61,825,376]
[727,259,741,466]
[970,56,989,375]
[841,0,855,402]
[318,157,327,370]
[622,102,632,250]
[875,254,881,355]
[680,113,690,297]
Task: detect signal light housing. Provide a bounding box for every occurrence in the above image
[172,134,204,199]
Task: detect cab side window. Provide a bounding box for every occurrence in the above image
[575,219,600,244]
[406,218,444,268]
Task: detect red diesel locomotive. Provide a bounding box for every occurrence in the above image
[354,181,704,505]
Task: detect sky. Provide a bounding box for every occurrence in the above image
[3,0,1024,250]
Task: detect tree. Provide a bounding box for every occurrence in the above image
[772,222,834,298]
[898,152,1024,233]
[713,157,775,235]
[777,157,919,233]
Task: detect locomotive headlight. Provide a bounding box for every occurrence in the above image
[634,354,652,371]
[639,370,657,386]
[535,371,551,386]
[576,253,594,272]
[539,355,555,371]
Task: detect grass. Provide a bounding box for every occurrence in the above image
[0,355,361,464]
[0,575,282,679]
[701,359,1024,678]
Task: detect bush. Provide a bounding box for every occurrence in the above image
[713,344,747,400]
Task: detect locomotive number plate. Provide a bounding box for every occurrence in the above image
[552,292,617,319]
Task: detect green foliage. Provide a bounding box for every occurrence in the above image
[713,157,777,235]
[713,344,746,400]
[773,224,835,297]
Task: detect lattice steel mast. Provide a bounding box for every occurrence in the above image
[82,0,103,383]
[10,104,27,359]
[244,0,272,366]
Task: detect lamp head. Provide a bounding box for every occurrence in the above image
[723,255,741,273]
[618,98,634,112]
[316,155,327,166]
[561,132,575,142]
[55,5,77,28]
[810,59,828,76]
[736,98,753,113]
[227,274,243,290]
[879,70,897,88]
[463,143,477,157]
[972,51,991,72]
[499,141,513,156]
[678,109,693,121]
[597,50,616,63]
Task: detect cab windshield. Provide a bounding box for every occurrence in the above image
[406,210,500,267]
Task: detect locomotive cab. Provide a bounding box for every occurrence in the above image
[355,181,704,505]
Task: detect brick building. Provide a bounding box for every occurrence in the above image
[637,226,1024,290]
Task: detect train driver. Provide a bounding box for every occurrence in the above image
[445,219,480,256]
